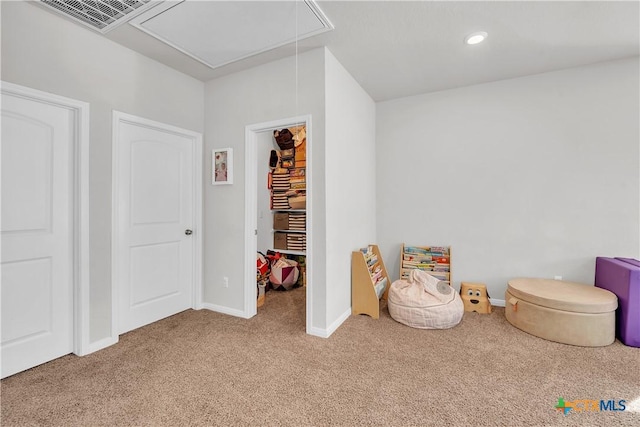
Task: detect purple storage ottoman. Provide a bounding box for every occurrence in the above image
[595,257,640,347]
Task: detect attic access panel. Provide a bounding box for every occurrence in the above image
[39,0,157,33]
[130,0,333,70]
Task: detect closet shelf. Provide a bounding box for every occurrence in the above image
[275,249,306,256]
[269,127,307,254]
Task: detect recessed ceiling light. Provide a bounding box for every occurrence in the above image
[464,31,488,45]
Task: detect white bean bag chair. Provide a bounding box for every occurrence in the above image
[388,269,464,329]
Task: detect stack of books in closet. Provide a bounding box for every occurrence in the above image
[270,170,292,210]
[271,171,290,191]
[288,212,306,230]
[400,245,450,283]
[361,246,388,299]
[287,234,306,252]
[271,193,290,210]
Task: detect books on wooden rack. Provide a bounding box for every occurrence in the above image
[358,245,387,299]
[351,244,390,319]
[400,244,451,284]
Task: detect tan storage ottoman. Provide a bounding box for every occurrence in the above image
[505,278,618,347]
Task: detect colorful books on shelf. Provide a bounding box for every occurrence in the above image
[359,246,372,255]
[366,254,378,267]
[403,253,432,263]
[402,261,449,272]
[370,266,383,282]
[401,244,451,284]
[358,245,387,293]
[429,247,448,256]
[404,246,430,256]
[374,277,388,299]
[359,246,379,268]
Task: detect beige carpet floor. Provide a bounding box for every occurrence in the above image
[1,287,639,426]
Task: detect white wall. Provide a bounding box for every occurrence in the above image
[376,57,640,300]
[204,48,328,329]
[205,47,375,335]
[1,1,204,343]
[324,50,377,325]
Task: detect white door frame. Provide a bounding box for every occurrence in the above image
[111,111,203,337]
[244,115,313,334]
[1,81,91,356]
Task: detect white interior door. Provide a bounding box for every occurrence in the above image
[1,91,73,378]
[115,114,198,334]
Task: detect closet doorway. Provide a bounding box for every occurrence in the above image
[244,115,312,334]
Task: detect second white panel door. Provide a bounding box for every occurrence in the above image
[116,117,195,334]
[1,88,74,378]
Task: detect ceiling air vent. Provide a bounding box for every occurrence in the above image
[39,0,159,33]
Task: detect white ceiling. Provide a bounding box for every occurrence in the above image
[51,1,640,102]
[314,1,640,101]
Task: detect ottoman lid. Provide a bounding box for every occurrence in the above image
[507,278,618,314]
[615,257,640,268]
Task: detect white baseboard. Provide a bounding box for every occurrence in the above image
[201,302,252,319]
[490,298,506,307]
[85,336,118,355]
[307,326,327,337]
[308,308,351,338]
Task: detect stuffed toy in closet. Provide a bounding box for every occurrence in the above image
[388,269,464,329]
[267,253,300,291]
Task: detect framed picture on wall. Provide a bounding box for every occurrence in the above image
[212,148,233,185]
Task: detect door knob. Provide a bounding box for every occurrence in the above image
[185,229,193,235]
